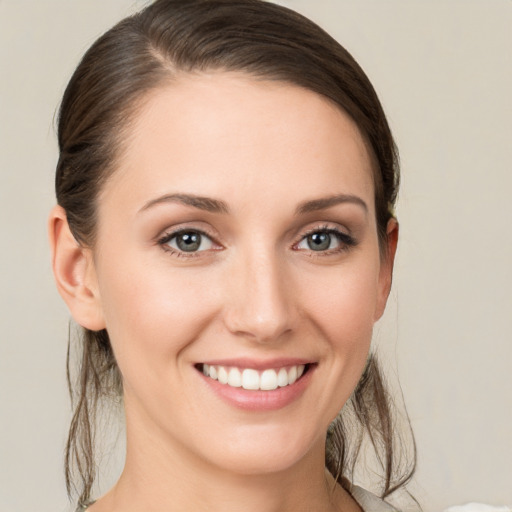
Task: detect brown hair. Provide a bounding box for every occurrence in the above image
[56,0,415,506]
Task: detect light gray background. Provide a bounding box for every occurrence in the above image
[0,1,510,511]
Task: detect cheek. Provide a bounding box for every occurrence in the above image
[299,259,380,404]
[95,252,218,379]
[302,259,380,342]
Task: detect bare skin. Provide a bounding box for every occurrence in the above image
[50,72,396,512]
[90,454,362,512]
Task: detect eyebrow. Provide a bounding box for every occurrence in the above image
[139,193,230,214]
[139,192,367,216]
[295,194,368,215]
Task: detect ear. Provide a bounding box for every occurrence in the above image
[48,205,106,331]
[374,218,399,321]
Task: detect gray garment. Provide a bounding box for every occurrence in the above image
[351,485,398,511]
[76,487,397,511]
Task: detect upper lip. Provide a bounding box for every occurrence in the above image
[198,357,313,370]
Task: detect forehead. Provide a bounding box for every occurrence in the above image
[103,72,375,215]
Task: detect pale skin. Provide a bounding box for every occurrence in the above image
[50,72,398,512]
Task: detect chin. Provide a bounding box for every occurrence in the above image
[193,421,325,476]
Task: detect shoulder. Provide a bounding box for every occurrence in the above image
[350,485,399,512]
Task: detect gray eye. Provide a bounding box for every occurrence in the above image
[307,232,331,251]
[168,231,213,252]
[297,231,341,252]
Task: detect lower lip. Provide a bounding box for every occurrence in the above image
[198,365,315,411]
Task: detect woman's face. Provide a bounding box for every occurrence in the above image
[88,73,394,475]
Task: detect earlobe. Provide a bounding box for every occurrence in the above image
[374,218,399,321]
[48,205,106,331]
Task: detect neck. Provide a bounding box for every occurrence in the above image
[114,436,333,512]
[92,398,360,512]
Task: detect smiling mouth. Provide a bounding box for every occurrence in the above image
[196,363,311,391]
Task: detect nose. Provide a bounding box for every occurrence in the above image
[222,248,297,344]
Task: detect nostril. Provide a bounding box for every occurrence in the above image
[221,269,297,342]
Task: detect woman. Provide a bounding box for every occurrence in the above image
[49,0,416,510]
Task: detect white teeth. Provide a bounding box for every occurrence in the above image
[260,369,278,390]
[242,369,260,390]
[288,366,297,385]
[228,367,242,387]
[218,366,228,384]
[277,368,288,387]
[202,364,308,391]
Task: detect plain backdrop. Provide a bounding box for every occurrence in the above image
[0,1,510,511]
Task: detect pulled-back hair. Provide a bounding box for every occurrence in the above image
[56,0,415,506]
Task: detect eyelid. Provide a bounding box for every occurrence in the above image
[292,223,357,254]
[157,225,223,257]
[155,222,357,259]
[295,222,351,241]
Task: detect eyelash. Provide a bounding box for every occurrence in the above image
[157,224,357,259]
[157,228,219,259]
[296,224,357,257]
